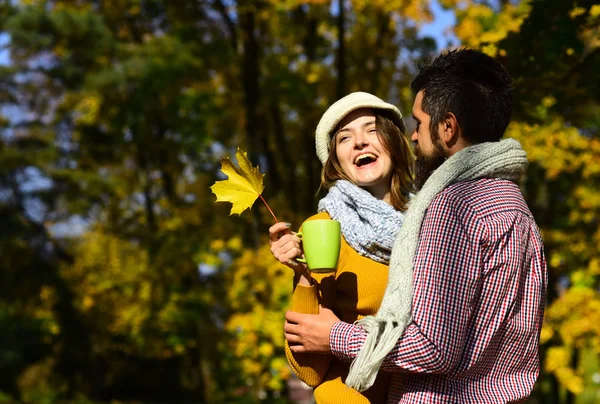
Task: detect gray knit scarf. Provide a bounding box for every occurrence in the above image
[345,138,529,392]
[318,180,405,265]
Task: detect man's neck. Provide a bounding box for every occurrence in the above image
[446,136,472,157]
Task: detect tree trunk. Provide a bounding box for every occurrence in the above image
[269,100,298,212]
[137,149,157,232]
[565,347,579,404]
[300,6,323,214]
[239,4,262,160]
[336,0,346,99]
[214,0,238,51]
[371,11,390,94]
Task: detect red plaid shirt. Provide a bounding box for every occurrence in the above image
[330,178,547,403]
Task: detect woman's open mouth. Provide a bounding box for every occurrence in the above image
[354,153,378,168]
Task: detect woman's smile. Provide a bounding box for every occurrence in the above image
[335,109,393,196]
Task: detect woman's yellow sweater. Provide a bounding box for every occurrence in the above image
[285,212,392,404]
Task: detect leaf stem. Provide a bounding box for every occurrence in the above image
[259,194,279,223]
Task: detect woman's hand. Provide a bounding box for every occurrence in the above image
[269,222,312,285]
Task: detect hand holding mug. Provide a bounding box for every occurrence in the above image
[269,222,310,278]
[295,219,341,273]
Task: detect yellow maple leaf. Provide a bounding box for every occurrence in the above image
[211,148,277,221]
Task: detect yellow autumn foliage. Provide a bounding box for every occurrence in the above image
[506,119,600,180]
[352,0,432,22]
[59,229,213,360]
[61,230,152,347]
[545,347,585,394]
[454,1,532,56]
[223,242,293,395]
[546,287,600,347]
[73,94,102,126]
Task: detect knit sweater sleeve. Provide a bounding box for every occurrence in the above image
[284,212,336,387]
[284,276,336,386]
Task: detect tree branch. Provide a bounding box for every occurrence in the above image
[7,172,74,264]
[336,0,346,99]
[213,0,238,51]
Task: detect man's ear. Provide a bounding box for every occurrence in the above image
[441,112,460,146]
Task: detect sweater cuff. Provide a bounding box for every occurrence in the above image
[291,283,319,314]
[330,321,361,363]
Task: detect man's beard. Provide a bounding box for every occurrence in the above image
[414,136,447,191]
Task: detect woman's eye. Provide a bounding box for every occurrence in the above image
[415,123,420,132]
[338,136,349,143]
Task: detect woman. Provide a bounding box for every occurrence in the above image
[269,92,414,403]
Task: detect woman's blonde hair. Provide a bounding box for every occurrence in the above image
[320,110,414,212]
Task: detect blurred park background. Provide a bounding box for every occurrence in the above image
[1,0,599,403]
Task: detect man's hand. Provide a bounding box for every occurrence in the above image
[284,306,340,354]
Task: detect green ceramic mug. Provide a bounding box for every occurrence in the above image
[296,219,341,273]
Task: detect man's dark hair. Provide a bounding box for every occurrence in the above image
[411,48,513,143]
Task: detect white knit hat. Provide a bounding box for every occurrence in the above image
[315,92,405,165]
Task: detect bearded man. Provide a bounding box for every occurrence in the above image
[284,49,547,404]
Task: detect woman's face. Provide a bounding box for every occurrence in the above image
[334,109,393,196]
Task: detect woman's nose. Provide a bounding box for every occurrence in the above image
[354,133,369,147]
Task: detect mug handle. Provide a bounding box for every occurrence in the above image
[294,231,307,263]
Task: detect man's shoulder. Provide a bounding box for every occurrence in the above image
[441,178,520,198]
[436,178,530,217]
[424,178,537,244]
